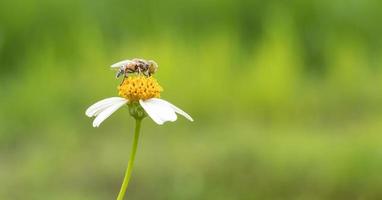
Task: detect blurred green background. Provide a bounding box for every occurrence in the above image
[1,0,382,199]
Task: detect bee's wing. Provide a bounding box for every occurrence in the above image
[110,60,132,69]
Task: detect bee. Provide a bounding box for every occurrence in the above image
[111,58,158,79]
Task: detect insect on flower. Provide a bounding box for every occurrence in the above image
[85,59,193,200]
[111,58,158,79]
[85,59,193,127]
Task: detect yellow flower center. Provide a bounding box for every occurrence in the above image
[118,76,163,102]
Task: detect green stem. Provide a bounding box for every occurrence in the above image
[117,119,142,200]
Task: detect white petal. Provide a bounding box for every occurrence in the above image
[85,97,127,117]
[139,99,177,125]
[92,100,127,127]
[110,59,132,68]
[150,98,194,122]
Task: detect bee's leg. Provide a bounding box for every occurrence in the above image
[125,69,132,75]
[120,71,129,86]
[119,76,124,86]
[116,69,123,78]
[137,67,142,75]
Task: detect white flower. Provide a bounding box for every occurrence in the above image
[86,97,193,127]
[85,60,193,128]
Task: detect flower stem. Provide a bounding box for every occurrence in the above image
[117,119,142,200]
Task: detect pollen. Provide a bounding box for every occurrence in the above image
[118,76,163,101]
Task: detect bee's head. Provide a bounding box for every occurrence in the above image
[148,60,158,74]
